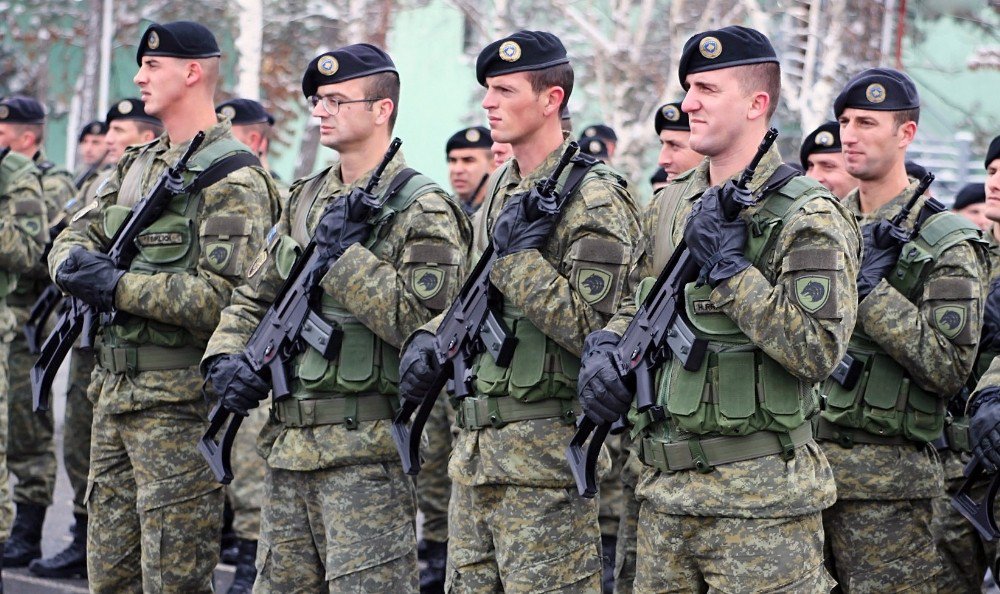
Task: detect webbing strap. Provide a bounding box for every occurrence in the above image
[273,395,397,429]
[640,423,813,473]
[456,396,576,430]
[97,344,203,376]
[186,152,261,194]
[814,417,917,448]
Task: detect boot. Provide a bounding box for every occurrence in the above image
[601,534,617,594]
[226,538,258,594]
[28,513,88,578]
[4,503,45,567]
[419,539,446,594]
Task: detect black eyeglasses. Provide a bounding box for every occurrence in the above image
[308,95,385,116]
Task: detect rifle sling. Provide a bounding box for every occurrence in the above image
[185,152,261,194]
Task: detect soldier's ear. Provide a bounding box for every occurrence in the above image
[541,86,565,118]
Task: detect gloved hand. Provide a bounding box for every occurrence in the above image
[206,353,270,417]
[970,386,1000,471]
[856,220,902,301]
[492,193,557,258]
[683,185,750,287]
[55,246,125,312]
[398,331,441,406]
[578,330,633,425]
[314,195,372,261]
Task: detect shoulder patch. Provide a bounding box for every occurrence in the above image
[934,305,967,340]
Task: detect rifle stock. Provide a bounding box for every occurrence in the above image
[951,456,1000,541]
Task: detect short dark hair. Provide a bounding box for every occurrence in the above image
[892,108,920,128]
[526,63,574,112]
[366,72,401,131]
[734,62,781,120]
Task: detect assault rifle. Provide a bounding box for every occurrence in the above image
[199,138,403,484]
[952,456,1000,541]
[392,143,591,475]
[25,151,113,355]
[30,132,206,413]
[566,128,779,498]
[829,172,937,391]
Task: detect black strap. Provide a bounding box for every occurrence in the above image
[381,167,419,204]
[187,152,261,194]
[558,154,600,203]
[758,163,800,196]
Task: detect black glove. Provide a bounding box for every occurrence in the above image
[491,193,557,258]
[856,220,902,301]
[206,354,270,417]
[970,387,1000,471]
[683,185,750,287]
[55,246,125,312]
[398,331,440,406]
[314,195,372,261]
[578,330,633,425]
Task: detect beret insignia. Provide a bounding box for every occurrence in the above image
[584,127,596,137]
[317,55,339,76]
[816,131,835,147]
[663,105,680,121]
[465,128,480,142]
[89,123,102,134]
[0,106,8,120]
[118,100,133,115]
[699,36,722,59]
[148,31,160,50]
[499,41,522,63]
[866,83,886,104]
[220,105,237,119]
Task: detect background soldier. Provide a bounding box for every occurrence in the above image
[654,101,702,181]
[75,120,108,181]
[446,125,494,215]
[579,123,617,160]
[204,43,469,592]
[28,97,162,581]
[216,98,281,185]
[0,96,75,209]
[952,182,989,232]
[49,21,276,591]
[579,26,860,591]
[819,68,989,592]
[800,120,858,200]
[399,30,641,592]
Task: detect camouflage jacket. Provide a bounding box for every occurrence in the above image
[608,147,860,518]
[444,138,642,488]
[0,151,48,334]
[49,117,277,413]
[34,150,76,210]
[204,150,471,471]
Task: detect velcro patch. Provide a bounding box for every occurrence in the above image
[137,232,184,246]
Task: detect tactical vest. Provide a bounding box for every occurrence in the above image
[639,175,827,443]
[100,137,255,350]
[283,167,443,399]
[0,151,46,299]
[469,158,614,407]
[822,211,988,443]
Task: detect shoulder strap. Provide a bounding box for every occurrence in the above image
[745,168,821,265]
[290,168,332,245]
[186,152,261,194]
[890,211,988,301]
[652,186,691,273]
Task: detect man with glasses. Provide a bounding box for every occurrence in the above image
[202,43,470,591]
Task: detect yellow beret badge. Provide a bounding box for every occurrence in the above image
[699,36,722,59]
[318,55,339,76]
[148,31,160,50]
[499,41,521,63]
[865,83,886,104]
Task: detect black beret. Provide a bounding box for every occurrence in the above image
[0,96,45,124]
[446,126,491,154]
[834,68,919,117]
[580,137,610,160]
[799,121,841,168]
[986,135,1000,169]
[678,26,778,88]
[216,98,274,126]
[953,182,986,211]
[136,21,221,65]
[650,167,669,186]
[654,102,689,133]
[78,120,107,142]
[905,160,928,181]
[105,98,161,126]
[301,44,397,99]
[580,124,617,143]
[476,31,569,86]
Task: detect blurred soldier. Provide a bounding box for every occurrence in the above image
[801,120,858,199]
[579,123,617,159]
[399,30,641,592]
[649,167,668,191]
[446,125,494,215]
[579,26,860,591]
[0,96,75,209]
[28,97,162,580]
[48,21,277,591]
[75,120,108,183]
[580,137,610,163]
[819,68,989,592]
[216,98,281,183]
[561,106,573,134]
[204,43,469,592]
[654,101,702,180]
[952,182,989,232]
[491,141,513,168]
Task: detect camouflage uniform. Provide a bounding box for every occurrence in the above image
[603,148,859,592]
[228,404,268,541]
[48,118,276,593]
[416,390,456,544]
[205,151,469,592]
[437,138,640,593]
[0,151,49,543]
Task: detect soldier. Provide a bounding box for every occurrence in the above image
[649,168,668,191]
[580,137,611,162]
[577,26,861,591]
[398,30,641,592]
[75,120,108,181]
[203,43,469,591]
[491,141,513,168]
[654,101,702,181]
[952,182,989,232]
[216,98,281,183]
[579,123,617,159]
[801,120,858,200]
[446,125,494,215]
[48,21,277,591]
[28,97,162,580]
[816,68,990,592]
[0,96,75,208]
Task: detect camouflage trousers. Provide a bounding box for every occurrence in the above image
[599,433,624,539]
[613,434,641,594]
[227,404,267,540]
[65,347,96,515]
[6,334,56,506]
[416,393,455,544]
[446,482,603,593]
[634,508,834,593]
[932,450,996,593]
[0,340,15,539]
[255,461,418,593]
[87,400,223,594]
[823,498,939,593]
